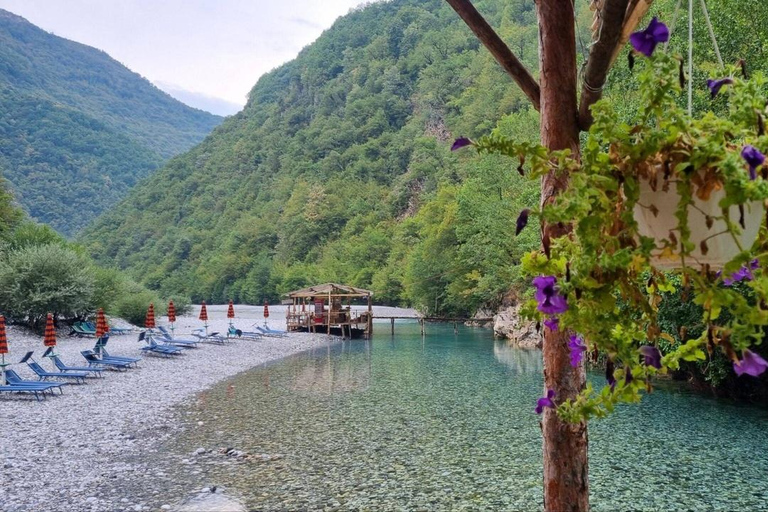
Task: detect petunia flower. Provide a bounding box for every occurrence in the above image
[451,137,472,151]
[629,17,669,57]
[733,349,768,377]
[723,259,759,286]
[624,366,634,385]
[535,389,556,414]
[742,145,765,180]
[532,275,568,315]
[568,334,587,368]
[640,345,662,369]
[706,78,733,98]
[543,316,559,332]
[516,209,530,236]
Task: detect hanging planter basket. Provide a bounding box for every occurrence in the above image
[633,167,763,270]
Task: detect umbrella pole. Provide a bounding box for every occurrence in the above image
[170,322,174,336]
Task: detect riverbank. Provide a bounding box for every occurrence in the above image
[0,306,333,512]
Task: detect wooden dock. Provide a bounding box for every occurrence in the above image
[375,316,494,335]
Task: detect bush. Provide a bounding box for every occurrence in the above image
[0,244,94,326]
[112,283,162,327]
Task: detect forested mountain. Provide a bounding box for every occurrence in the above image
[0,9,222,235]
[82,0,768,315]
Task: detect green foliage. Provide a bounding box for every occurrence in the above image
[0,9,221,235]
[0,243,95,325]
[112,281,162,327]
[478,51,768,421]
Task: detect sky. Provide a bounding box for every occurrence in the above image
[0,0,369,116]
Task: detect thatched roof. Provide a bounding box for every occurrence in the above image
[286,283,373,298]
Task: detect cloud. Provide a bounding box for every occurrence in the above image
[288,16,323,30]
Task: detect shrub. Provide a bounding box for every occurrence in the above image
[0,244,94,326]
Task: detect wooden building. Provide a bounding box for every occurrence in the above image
[285,283,373,338]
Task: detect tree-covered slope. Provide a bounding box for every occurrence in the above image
[82,0,768,314]
[0,9,222,235]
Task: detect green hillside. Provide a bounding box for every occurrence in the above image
[0,9,222,235]
[82,0,768,315]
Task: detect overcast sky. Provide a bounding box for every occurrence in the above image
[0,0,369,115]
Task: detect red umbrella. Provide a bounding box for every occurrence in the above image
[44,313,56,347]
[95,308,109,338]
[167,300,177,323]
[145,303,156,329]
[199,301,209,335]
[0,315,8,381]
[227,300,235,328]
[263,301,270,319]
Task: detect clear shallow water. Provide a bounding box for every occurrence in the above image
[154,323,768,510]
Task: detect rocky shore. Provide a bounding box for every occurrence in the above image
[0,305,328,512]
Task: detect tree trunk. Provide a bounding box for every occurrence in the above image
[536,1,589,511]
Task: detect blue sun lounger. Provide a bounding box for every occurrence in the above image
[255,326,288,338]
[191,328,227,344]
[21,352,88,384]
[155,327,199,347]
[4,369,67,394]
[139,332,183,357]
[94,337,141,365]
[81,350,133,371]
[0,383,48,401]
[43,347,103,377]
[227,326,262,340]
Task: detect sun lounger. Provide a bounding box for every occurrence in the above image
[155,327,199,347]
[191,328,227,344]
[94,336,141,365]
[0,384,48,401]
[81,350,132,371]
[43,347,103,377]
[68,323,93,337]
[4,369,67,394]
[139,332,183,357]
[21,352,88,384]
[255,326,288,338]
[227,326,262,340]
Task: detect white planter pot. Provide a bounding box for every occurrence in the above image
[633,177,763,270]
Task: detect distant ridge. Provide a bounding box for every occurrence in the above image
[0,8,222,235]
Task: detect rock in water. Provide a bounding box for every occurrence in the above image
[493,304,540,349]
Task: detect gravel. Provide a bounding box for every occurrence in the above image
[0,305,330,512]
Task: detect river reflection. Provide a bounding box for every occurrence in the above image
[128,322,768,511]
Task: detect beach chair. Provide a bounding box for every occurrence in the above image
[255,326,288,338]
[4,369,67,394]
[21,352,88,384]
[81,350,133,371]
[0,383,48,401]
[48,350,104,377]
[95,337,141,365]
[155,326,199,347]
[139,332,183,357]
[191,328,227,344]
[108,326,132,335]
[68,323,93,338]
[227,326,262,340]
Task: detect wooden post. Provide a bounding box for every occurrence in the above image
[454,321,458,334]
[420,319,425,336]
[367,294,372,339]
[391,317,395,335]
[327,291,331,335]
[537,1,588,510]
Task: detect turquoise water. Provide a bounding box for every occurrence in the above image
[157,322,768,510]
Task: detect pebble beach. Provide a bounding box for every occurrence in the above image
[0,305,335,512]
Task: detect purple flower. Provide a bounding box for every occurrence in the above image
[722,260,759,286]
[734,349,768,377]
[535,389,556,414]
[451,137,472,151]
[706,78,733,98]
[640,345,662,369]
[543,316,559,332]
[516,209,530,236]
[742,145,765,180]
[532,276,568,315]
[568,334,587,367]
[629,17,669,57]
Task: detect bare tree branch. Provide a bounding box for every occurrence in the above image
[578,0,631,130]
[445,0,541,111]
[609,0,657,65]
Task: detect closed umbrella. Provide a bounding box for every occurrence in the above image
[44,313,57,349]
[263,301,270,326]
[199,301,208,336]
[167,300,177,335]
[95,308,109,339]
[227,300,235,329]
[0,315,8,383]
[145,303,156,329]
